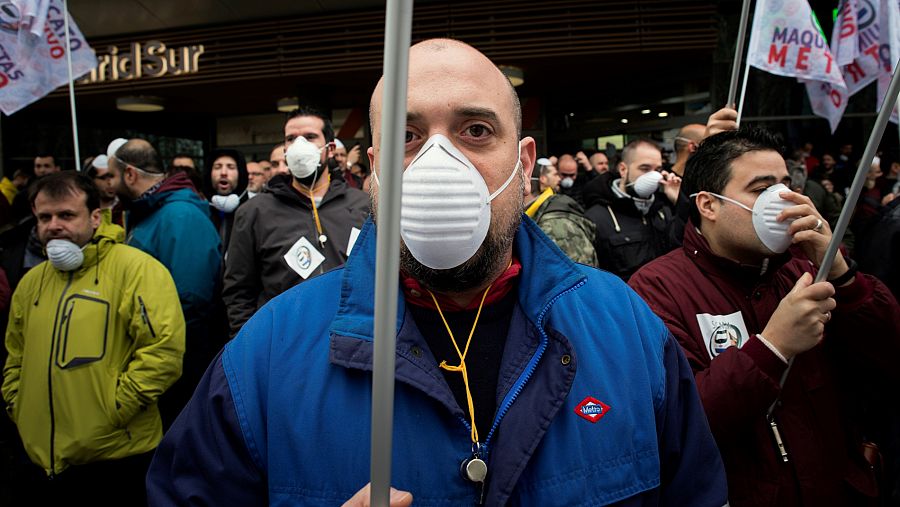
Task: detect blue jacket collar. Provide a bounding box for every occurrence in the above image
[329,215,586,341]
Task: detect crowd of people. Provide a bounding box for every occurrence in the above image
[0,37,898,506]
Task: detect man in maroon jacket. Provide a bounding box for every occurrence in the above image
[629,128,900,507]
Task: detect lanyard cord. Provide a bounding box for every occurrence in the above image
[428,283,493,445]
[305,174,330,238]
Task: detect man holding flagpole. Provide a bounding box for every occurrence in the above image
[630,127,900,506]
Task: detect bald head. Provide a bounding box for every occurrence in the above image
[674,124,705,155]
[115,139,164,174]
[369,38,521,147]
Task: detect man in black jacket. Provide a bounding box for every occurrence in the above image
[223,108,369,336]
[583,139,680,280]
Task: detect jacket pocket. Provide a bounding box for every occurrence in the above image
[55,295,110,369]
[604,229,654,276]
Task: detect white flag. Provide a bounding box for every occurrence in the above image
[879,0,900,123]
[831,0,859,66]
[748,0,846,86]
[0,0,96,115]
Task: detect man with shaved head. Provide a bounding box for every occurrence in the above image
[671,123,705,178]
[113,138,221,427]
[148,39,726,506]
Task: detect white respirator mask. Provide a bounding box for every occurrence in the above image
[693,183,797,254]
[46,239,86,271]
[285,136,325,179]
[210,193,242,213]
[396,134,521,270]
[560,177,574,189]
[627,171,664,198]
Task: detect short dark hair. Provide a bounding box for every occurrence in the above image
[29,171,100,212]
[287,107,335,143]
[116,140,165,174]
[621,139,661,165]
[682,127,785,225]
[170,153,195,167]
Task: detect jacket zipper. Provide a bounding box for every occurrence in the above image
[138,296,157,338]
[47,272,74,477]
[481,279,586,460]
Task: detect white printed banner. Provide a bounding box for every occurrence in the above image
[748,0,846,87]
[0,0,97,115]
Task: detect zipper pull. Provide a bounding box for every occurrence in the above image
[769,417,789,462]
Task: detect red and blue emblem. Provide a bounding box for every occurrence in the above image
[574,396,610,423]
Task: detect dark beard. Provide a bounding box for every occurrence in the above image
[399,209,521,293]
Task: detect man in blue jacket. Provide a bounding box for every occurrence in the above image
[147,39,726,506]
[113,138,222,427]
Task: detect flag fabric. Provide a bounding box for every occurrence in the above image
[748,0,848,131]
[748,0,845,86]
[879,0,899,123]
[0,0,96,115]
[831,0,859,67]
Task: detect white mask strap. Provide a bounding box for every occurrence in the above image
[487,141,522,202]
[689,191,753,213]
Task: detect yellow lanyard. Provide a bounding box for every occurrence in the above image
[428,284,493,445]
[305,176,330,239]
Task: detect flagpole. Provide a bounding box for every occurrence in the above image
[736,58,752,127]
[62,0,81,170]
[727,0,753,107]
[370,0,412,505]
[768,62,900,421]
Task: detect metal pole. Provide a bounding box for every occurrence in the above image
[768,62,900,418]
[370,0,412,505]
[814,63,900,283]
[727,0,753,107]
[736,59,752,127]
[62,0,81,170]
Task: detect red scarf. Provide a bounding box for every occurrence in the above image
[402,257,522,312]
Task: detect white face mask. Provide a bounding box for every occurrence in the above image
[46,239,85,271]
[399,134,521,270]
[560,177,574,189]
[285,137,324,179]
[210,193,241,213]
[628,171,663,198]
[694,183,796,254]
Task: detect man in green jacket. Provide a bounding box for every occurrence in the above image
[2,172,185,505]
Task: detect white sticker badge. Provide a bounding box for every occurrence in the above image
[347,227,361,256]
[284,236,325,279]
[696,311,751,360]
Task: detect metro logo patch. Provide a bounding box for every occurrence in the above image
[574,396,610,423]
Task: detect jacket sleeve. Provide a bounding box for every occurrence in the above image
[115,256,186,426]
[1,277,29,419]
[630,269,787,441]
[223,205,261,336]
[826,272,900,385]
[146,351,267,506]
[655,333,728,506]
[536,213,599,267]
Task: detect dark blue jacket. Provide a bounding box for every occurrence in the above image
[147,218,726,506]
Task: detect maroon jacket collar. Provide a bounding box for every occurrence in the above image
[682,223,794,288]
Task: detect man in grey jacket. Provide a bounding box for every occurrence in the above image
[222,108,369,336]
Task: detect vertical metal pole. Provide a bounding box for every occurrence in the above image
[62,0,81,170]
[769,63,900,414]
[736,59,752,127]
[814,62,900,283]
[728,0,753,108]
[370,0,413,506]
